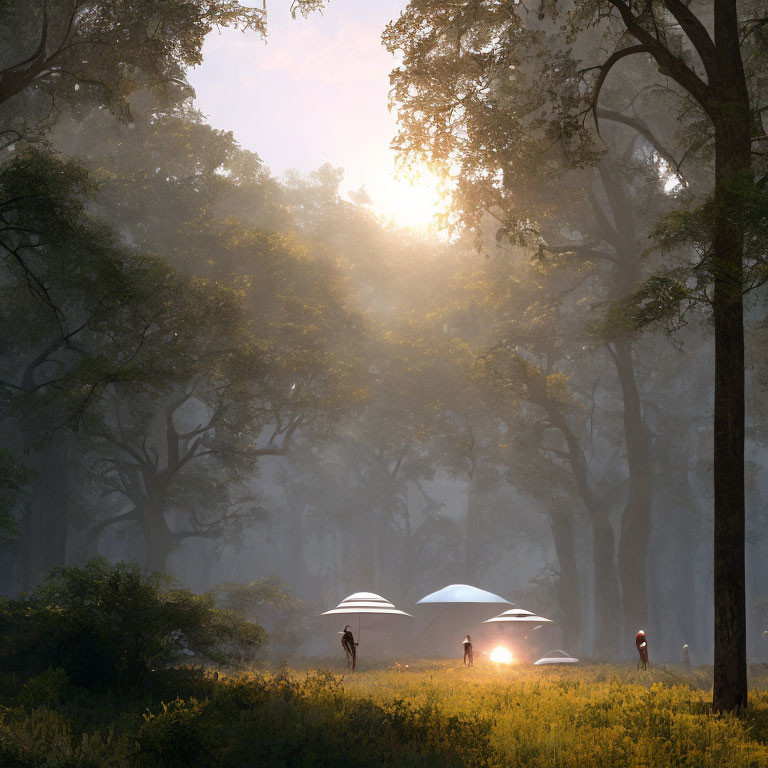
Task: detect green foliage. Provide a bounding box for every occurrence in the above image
[0,558,265,693]
[600,272,695,336]
[0,706,114,768]
[2,663,768,766]
[0,0,267,125]
[651,173,768,295]
[17,667,71,708]
[137,697,209,768]
[0,148,185,432]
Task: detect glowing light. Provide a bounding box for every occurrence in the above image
[367,163,451,232]
[490,646,513,664]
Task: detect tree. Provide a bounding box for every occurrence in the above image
[1,98,369,580]
[386,0,768,710]
[0,149,180,586]
[85,273,269,572]
[83,206,368,573]
[0,0,265,129]
[383,3,674,650]
[0,0,327,146]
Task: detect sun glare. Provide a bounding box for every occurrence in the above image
[370,164,451,232]
[490,646,513,664]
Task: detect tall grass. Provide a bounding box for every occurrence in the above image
[2,660,768,766]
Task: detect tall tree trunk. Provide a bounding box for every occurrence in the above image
[23,434,71,589]
[143,520,174,573]
[711,93,750,710]
[707,0,752,707]
[590,507,621,657]
[548,502,582,653]
[613,339,652,639]
[140,494,174,573]
[595,162,654,644]
[546,402,621,656]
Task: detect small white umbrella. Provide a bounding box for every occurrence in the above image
[321,591,412,643]
[483,607,553,624]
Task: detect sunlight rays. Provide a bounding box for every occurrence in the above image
[368,162,451,232]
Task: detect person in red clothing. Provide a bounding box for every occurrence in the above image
[636,630,649,670]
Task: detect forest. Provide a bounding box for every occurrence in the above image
[1,0,768,765]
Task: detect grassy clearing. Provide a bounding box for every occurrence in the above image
[335,659,768,767]
[2,660,768,766]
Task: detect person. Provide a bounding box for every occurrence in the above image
[683,644,692,670]
[462,634,473,667]
[340,625,357,670]
[635,630,649,670]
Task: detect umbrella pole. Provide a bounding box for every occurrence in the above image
[358,612,361,645]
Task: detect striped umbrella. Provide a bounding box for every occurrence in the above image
[321,591,412,643]
[483,607,553,624]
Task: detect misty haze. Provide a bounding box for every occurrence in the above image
[1,0,768,765]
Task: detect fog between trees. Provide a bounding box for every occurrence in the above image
[1,0,768,714]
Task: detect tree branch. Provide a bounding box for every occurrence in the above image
[538,241,620,265]
[661,0,717,83]
[585,44,648,137]
[597,108,684,176]
[604,0,712,111]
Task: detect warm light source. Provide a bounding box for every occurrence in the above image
[369,163,451,232]
[490,646,513,664]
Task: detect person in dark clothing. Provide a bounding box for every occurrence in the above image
[636,630,649,670]
[341,625,357,669]
[462,634,473,667]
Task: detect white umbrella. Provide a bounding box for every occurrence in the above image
[534,650,579,665]
[483,607,553,624]
[321,591,412,643]
[415,584,513,656]
[416,584,512,605]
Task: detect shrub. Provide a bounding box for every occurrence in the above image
[134,671,495,768]
[17,667,70,707]
[209,577,308,657]
[0,558,265,692]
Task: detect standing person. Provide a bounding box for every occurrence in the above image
[683,644,692,670]
[635,630,649,670]
[340,625,357,670]
[462,634,473,667]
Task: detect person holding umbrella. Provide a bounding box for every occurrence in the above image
[340,625,357,669]
[322,592,413,667]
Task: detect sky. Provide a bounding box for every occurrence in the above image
[188,0,446,229]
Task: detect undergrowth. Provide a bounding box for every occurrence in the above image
[2,661,768,767]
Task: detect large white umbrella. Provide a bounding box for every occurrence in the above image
[415,584,513,656]
[484,608,553,624]
[321,591,412,643]
[416,584,512,605]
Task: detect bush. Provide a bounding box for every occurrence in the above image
[0,558,265,692]
[1,663,768,767]
[135,671,495,768]
[17,667,71,707]
[209,578,308,657]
